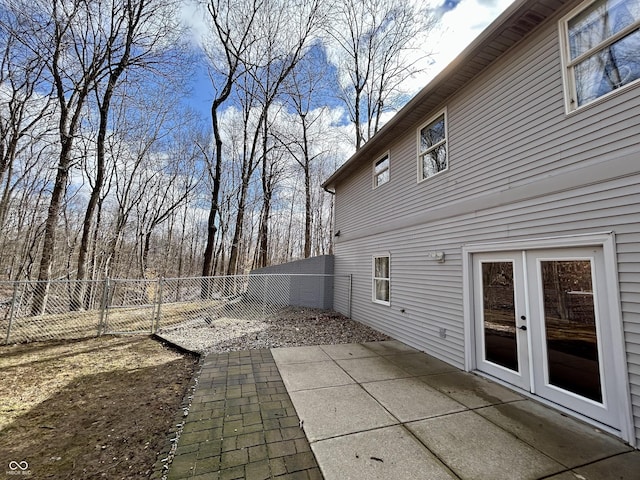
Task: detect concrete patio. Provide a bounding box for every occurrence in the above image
[272,340,640,480]
[165,339,640,479]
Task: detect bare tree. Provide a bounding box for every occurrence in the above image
[0,6,55,238]
[279,49,331,259]
[134,123,203,277]
[7,0,118,312]
[0,5,55,286]
[200,0,263,281]
[326,0,436,149]
[246,0,324,269]
[0,0,188,312]
[24,0,101,313]
[224,75,261,275]
[72,0,183,309]
[99,87,172,278]
[0,141,57,280]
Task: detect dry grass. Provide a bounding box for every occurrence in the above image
[2,300,223,343]
[0,336,198,479]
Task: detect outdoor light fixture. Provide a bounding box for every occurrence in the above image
[428,251,445,263]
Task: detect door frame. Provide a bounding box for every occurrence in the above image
[462,231,635,446]
[473,251,531,391]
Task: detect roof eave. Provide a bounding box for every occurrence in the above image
[322,0,569,191]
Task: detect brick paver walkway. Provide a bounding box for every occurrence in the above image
[166,349,323,480]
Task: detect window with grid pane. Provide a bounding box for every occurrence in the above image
[373,255,390,305]
[560,0,640,111]
[418,111,448,181]
[373,153,389,188]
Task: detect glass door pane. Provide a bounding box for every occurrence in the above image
[526,247,619,429]
[482,261,519,372]
[474,252,529,391]
[540,260,602,402]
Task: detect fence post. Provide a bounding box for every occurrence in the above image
[153,277,163,333]
[4,281,20,345]
[98,278,109,336]
[262,275,268,317]
[348,274,352,319]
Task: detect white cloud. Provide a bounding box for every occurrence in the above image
[377,0,517,101]
[429,0,516,78]
[178,0,518,144]
[178,0,209,48]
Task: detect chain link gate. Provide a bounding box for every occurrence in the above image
[101,279,161,335]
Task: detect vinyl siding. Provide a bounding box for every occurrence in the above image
[331,4,640,446]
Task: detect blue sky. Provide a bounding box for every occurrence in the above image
[182,0,515,122]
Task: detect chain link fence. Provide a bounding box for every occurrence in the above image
[0,274,351,345]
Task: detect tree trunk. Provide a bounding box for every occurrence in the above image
[255,190,271,268]
[201,102,225,298]
[354,86,362,150]
[227,178,249,276]
[255,116,271,269]
[301,116,312,258]
[32,138,72,315]
[73,133,105,310]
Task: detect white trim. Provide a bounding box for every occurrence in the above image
[462,231,635,445]
[462,231,615,252]
[416,108,449,183]
[463,246,474,370]
[603,233,636,447]
[372,253,391,306]
[521,250,535,393]
[558,0,640,114]
[372,151,390,189]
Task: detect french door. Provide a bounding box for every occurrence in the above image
[474,247,619,429]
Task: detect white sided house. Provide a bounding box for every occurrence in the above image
[322,0,640,447]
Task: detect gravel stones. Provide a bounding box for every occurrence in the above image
[156,307,389,355]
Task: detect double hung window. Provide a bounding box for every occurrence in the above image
[418,111,448,181]
[373,153,390,188]
[560,0,640,111]
[373,255,390,305]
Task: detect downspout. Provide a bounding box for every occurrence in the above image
[323,185,337,255]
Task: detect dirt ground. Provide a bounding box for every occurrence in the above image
[0,336,198,479]
[0,308,389,479]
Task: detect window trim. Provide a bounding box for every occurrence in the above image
[372,151,390,189]
[372,253,391,306]
[416,108,449,183]
[558,0,640,114]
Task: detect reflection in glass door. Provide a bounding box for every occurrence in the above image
[474,253,529,391]
[539,260,602,403]
[482,261,519,371]
[528,248,618,428]
[474,247,619,430]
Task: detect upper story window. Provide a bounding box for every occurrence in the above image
[418,110,448,182]
[373,153,390,188]
[560,0,640,112]
[372,254,390,305]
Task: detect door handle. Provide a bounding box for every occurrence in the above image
[518,325,527,331]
